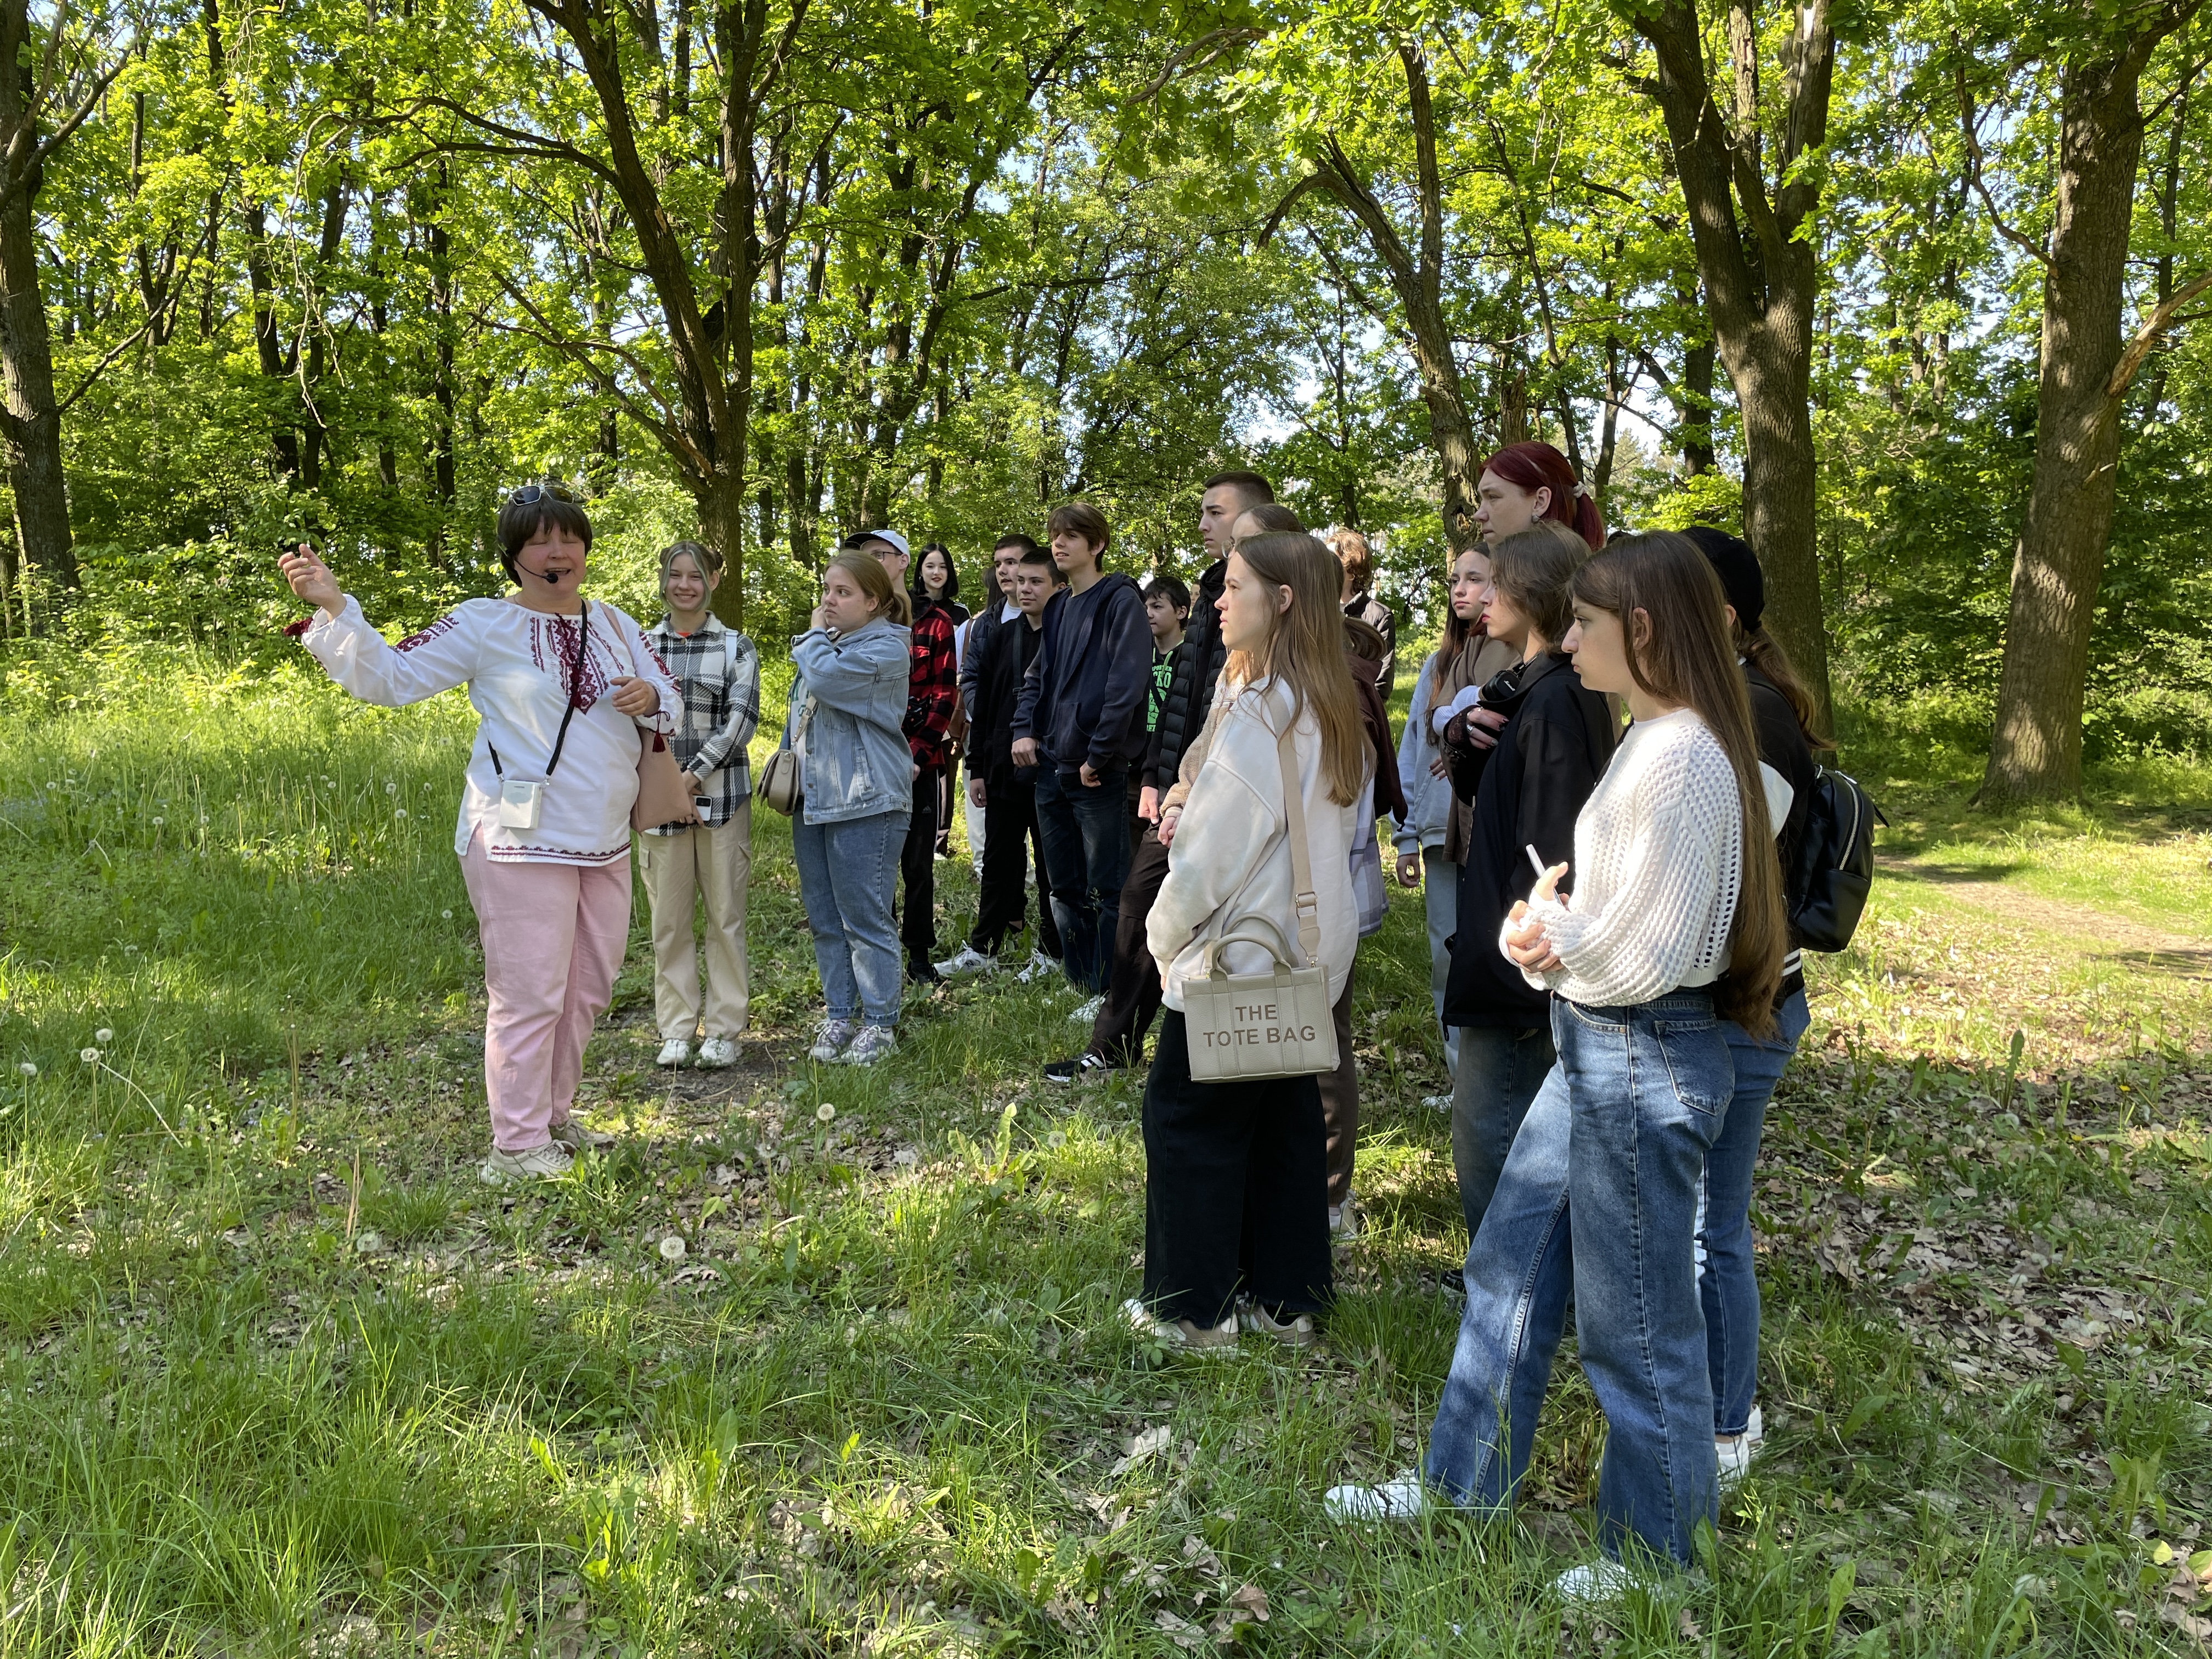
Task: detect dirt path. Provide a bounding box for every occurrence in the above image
[1875,852,2212,963]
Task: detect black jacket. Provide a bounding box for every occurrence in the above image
[1144,557,1228,791]
[1442,651,1618,1030]
[1747,662,1817,994]
[964,608,1044,783]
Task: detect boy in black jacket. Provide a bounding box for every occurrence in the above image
[1010,504,1153,996]
[938,540,1063,974]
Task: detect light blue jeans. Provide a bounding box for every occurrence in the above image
[792,809,908,1025]
[1423,991,1735,1566]
[1699,988,1811,1437]
[1422,848,1459,1071]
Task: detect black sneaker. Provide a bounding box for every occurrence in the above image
[1043,1052,1114,1084]
[907,959,944,988]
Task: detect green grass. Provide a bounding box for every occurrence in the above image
[0,660,2208,1655]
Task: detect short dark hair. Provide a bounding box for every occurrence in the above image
[1203,470,1276,508]
[911,541,958,604]
[497,488,594,581]
[1141,572,1191,616]
[993,533,1041,558]
[1047,503,1111,557]
[1015,540,1057,567]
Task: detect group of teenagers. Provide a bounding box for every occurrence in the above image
[276,435,1826,1591]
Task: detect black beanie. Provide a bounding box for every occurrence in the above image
[1682,525,1764,634]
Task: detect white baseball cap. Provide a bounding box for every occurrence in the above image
[839,528,910,558]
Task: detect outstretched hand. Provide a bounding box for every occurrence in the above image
[280,543,344,617]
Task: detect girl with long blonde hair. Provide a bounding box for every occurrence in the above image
[1127,529,1369,1352]
[1328,533,1787,1595]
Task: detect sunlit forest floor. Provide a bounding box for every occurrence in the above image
[1,659,2208,1656]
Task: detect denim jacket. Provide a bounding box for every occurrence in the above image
[788,618,915,825]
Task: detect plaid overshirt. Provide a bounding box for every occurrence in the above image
[644,614,761,836]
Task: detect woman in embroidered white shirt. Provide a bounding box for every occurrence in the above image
[279,487,681,1184]
[1325,533,1787,1596]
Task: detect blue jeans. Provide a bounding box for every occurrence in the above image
[1449,1022,1556,1240]
[1699,988,1810,1437]
[792,809,908,1025]
[1424,991,1735,1566]
[1421,849,1459,1071]
[1034,763,1131,993]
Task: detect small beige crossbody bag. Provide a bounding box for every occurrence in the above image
[1181,715,1340,1084]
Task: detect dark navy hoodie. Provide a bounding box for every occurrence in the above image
[1010,573,1152,777]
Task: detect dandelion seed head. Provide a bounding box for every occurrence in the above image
[658,1234,687,1262]
[16,1063,36,1077]
[442,909,454,919]
[1046,1131,1066,1150]
[94,1029,114,1044]
[384,782,397,795]
[394,809,408,820]
[151,816,163,827]
[80,1048,100,1064]
[815,1103,837,1123]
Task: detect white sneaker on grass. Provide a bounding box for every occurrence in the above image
[1717,1403,1764,1489]
[656,1039,691,1068]
[809,1019,857,1062]
[548,1119,607,1152]
[1238,1300,1319,1347]
[1069,994,1105,1024]
[479,1143,574,1185]
[834,1024,896,1066]
[1422,1093,1452,1113]
[697,1036,739,1068]
[1015,950,1060,984]
[935,944,997,979]
[1328,1193,1359,1236]
[1121,1297,1238,1351]
[1323,1473,1432,1522]
[1552,1559,1636,1605]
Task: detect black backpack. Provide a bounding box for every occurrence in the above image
[1788,764,1886,952]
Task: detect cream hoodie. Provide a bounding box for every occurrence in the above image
[1148,676,1363,1012]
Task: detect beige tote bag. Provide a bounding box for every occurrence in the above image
[1181,717,1340,1084]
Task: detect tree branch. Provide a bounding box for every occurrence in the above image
[1132,26,1260,100]
[1955,64,2049,267]
[2107,269,2212,399]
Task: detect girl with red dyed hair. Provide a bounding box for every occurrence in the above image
[1473,441,1606,551]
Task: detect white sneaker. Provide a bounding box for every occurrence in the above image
[1422,1093,1452,1113]
[1120,1297,1238,1351]
[1015,950,1060,984]
[656,1039,691,1068]
[1069,994,1105,1024]
[1328,1195,1359,1236]
[1552,1559,1636,1605]
[1717,1403,1764,1489]
[1239,1300,1319,1346]
[696,1036,738,1068]
[935,944,997,979]
[834,1024,897,1066]
[809,1019,856,1062]
[479,1142,574,1184]
[1323,1474,1432,1522]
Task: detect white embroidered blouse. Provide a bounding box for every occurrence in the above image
[302,595,680,866]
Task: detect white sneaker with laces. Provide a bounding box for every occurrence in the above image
[1552,1559,1635,1605]
[1328,1195,1359,1236]
[809,1019,857,1062]
[1120,1297,1238,1351]
[479,1142,574,1184]
[1069,994,1105,1024]
[1422,1092,1452,1113]
[935,944,997,979]
[1015,950,1060,984]
[1323,1474,1432,1523]
[696,1035,738,1067]
[656,1039,691,1068]
[835,1024,897,1066]
[1717,1403,1764,1489]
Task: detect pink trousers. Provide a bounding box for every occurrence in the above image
[461,833,632,1152]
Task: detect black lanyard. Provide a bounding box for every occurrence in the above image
[489,603,592,780]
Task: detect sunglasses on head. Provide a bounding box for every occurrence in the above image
[507,482,579,507]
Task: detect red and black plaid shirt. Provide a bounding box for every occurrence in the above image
[904,599,958,769]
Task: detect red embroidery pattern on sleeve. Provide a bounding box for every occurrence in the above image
[395,613,462,653]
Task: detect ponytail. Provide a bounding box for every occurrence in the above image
[1737,623,1833,751]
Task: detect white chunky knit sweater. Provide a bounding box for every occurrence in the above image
[1504,707,1743,1008]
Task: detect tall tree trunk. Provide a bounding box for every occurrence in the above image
[1634,0,1836,726]
[0,0,74,586]
[300,171,350,490]
[1981,18,2190,804]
